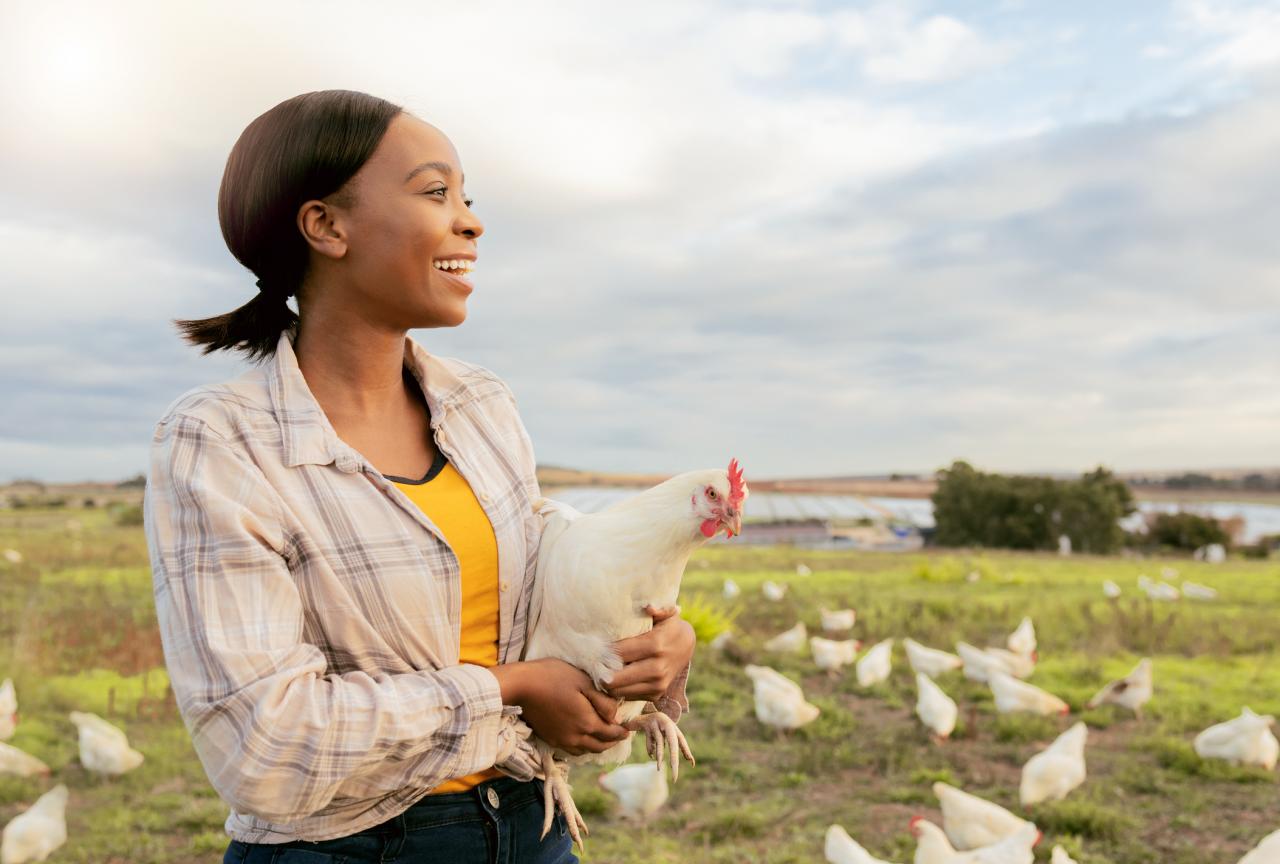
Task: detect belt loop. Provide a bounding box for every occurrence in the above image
[380,811,408,862]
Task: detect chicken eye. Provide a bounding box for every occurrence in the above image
[707,487,717,499]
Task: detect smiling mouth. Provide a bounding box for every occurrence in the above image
[434,268,474,287]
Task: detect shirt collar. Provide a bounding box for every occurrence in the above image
[267,329,467,471]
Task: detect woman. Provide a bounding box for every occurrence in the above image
[143,90,695,864]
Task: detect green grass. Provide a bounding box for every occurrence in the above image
[1,511,1277,862]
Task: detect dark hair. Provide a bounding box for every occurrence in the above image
[175,90,403,361]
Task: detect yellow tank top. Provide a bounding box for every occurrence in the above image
[389,454,504,793]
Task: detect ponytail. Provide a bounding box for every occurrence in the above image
[176,89,402,362]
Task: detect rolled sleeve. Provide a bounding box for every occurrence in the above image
[144,414,514,823]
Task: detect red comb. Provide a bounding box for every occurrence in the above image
[727,458,746,505]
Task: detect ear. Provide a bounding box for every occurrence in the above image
[297,199,349,260]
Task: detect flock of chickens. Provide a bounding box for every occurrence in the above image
[592,568,1279,863]
[0,679,145,864]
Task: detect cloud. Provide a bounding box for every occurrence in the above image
[0,1,1276,482]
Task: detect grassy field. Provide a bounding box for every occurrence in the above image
[1,507,1277,863]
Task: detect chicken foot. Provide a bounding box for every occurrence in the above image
[626,709,695,781]
[539,749,588,849]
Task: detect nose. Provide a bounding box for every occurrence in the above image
[456,202,484,239]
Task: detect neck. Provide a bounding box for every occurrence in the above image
[294,313,413,423]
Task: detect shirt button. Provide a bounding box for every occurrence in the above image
[486,787,500,808]
[500,580,510,592]
[479,492,490,503]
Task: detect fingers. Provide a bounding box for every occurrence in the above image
[603,663,671,702]
[643,603,681,622]
[582,686,622,724]
[611,629,655,665]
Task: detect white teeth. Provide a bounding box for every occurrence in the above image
[434,259,474,272]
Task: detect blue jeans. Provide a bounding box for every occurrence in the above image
[222,776,576,864]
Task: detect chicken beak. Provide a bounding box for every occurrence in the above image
[726,508,742,538]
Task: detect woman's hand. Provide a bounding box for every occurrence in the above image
[492,658,629,756]
[603,605,696,703]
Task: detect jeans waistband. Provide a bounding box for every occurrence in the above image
[362,776,542,836]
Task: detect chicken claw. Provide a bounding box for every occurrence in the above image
[626,710,694,781]
[540,749,588,850]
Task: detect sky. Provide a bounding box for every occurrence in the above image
[1,0,1278,483]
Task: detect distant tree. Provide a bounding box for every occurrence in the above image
[931,462,1134,553]
[1147,512,1229,551]
[116,473,147,489]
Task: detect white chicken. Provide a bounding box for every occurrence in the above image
[857,638,894,687]
[1086,658,1152,718]
[911,817,1039,864]
[825,824,899,864]
[744,665,820,732]
[68,711,144,776]
[1050,847,1078,864]
[983,648,1035,680]
[0,784,67,864]
[1137,574,1180,601]
[598,762,668,822]
[905,639,963,679]
[764,622,808,653]
[1020,721,1088,806]
[1102,580,1121,599]
[821,608,857,633]
[1006,617,1036,657]
[504,459,749,845]
[932,781,1034,850]
[989,671,1069,716]
[762,580,788,602]
[915,673,957,740]
[0,680,16,741]
[811,637,862,674]
[1181,580,1217,600]
[722,578,741,600]
[796,563,813,577]
[0,743,49,778]
[957,642,1029,683]
[1193,707,1279,770]
[1239,828,1280,864]
[0,550,19,565]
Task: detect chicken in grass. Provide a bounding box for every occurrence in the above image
[762,580,788,601]
[1085,658,1152,718]
[1239,828,1280,864]
[856,638,894,687]
[0,784,68,864]
[988,671,1069,716]
[811,636,862,675]
[820,607,857,632]
[904,639,963,679]
[522,458,747,846]
[597,762,668,823]
[1006,617,1036,657]
[1020,722,1088,806]
[932,782,1034,850]
[1193,707,1279,770]
[916,673,958,740]
[764,621,808,653]
[745,664,820,732]
[910,817,1039,864]
[0,680,15,742]
[0,743,49,779]
[68,711,144,777]
[1050,847,1079,864]
[825,824,900,864]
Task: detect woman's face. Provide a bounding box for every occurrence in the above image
[322,113,484,329]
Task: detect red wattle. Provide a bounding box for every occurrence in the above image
[700,518,718,537]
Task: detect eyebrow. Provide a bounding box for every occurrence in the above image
[404,160,464,184]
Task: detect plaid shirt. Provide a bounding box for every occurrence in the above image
[143,330,544,843]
